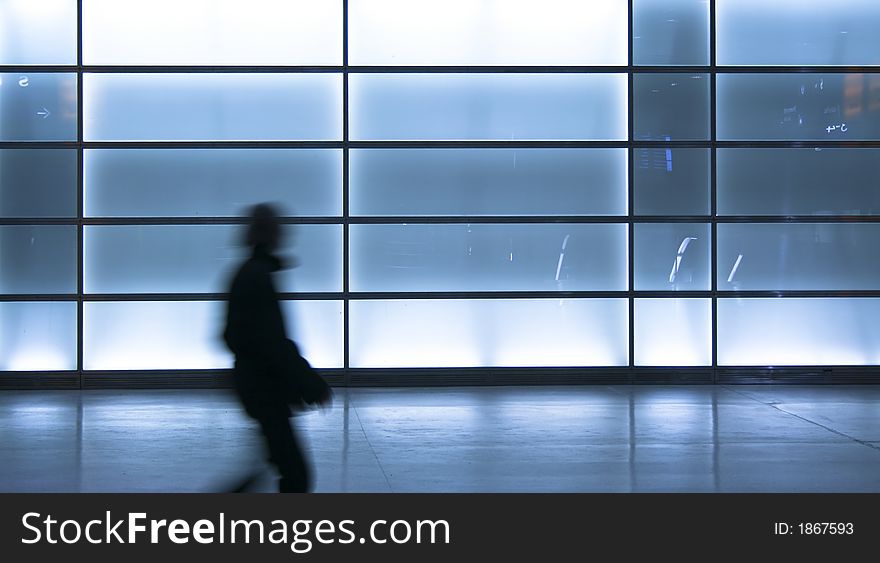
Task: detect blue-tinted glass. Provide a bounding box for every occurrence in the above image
[350,148,627,217]
[84,73,342,141]
[0,0,77,64]
[634,74,710,140]
[635,223,710,291]
[0,149,77,217]
[85,149,342,218]
[84,225,342,294]
[83,0,341,65]
[635,298,711,366]
[350,73,628,141]
[0,302,77,371]
[633,0,709,65]
[718,298,880,366]
[717,148,880,216]
[717,74,880,141]
[0,226,77,294]
[718,224,880,291]
[0,73,77,141]
[634,148,710,215]
[349,299,629,368]
[717,0,880,66]
[349,0,627,66]
[350,224,627,292]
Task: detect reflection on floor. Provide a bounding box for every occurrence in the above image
[1,385,879,492]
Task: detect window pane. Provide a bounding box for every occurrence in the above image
[718,298,880,366]
[84,74,342,141]
[717,74,880,141]
[349,299,629,368]
[350,73,628,141]
[0,73,77,141]
[634,74,709,141]
[634,148,709,215]
[633,0,709,65]
[0,0,77,64]
[349,0,627,66]
[717,148,880,216]
[0,149,77,217]
[83,0,341,65]
[0,226,77,294]
[350,224,627,292]
[0,302,77,371]
[717,0,880,66]
[635,298,711,366]
[635,223,710,290]
[281,301,343,369]
[718,223,880,291]
[351,148,627,217]
[84,225,341,294]
[85,149,341,218]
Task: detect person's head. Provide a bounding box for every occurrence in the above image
[245,203,282,251]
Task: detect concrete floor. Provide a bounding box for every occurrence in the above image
[1,385,879,492]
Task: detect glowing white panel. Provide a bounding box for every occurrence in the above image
[348,0,627,66]
[84,74,342,141]
[0,226,77,294]
[83,300,341,370]
[84,149,342,218]
[718,299,880,366]
[84,225,342,294]
[633,0,709,66]
[349,299,629,368]
[717,0,880,66]
[83,0,341,65]
[350,73,628,141]
[0,73,78,141]
[634,223,710,291]
[350,224,627,292]
[0,149,77,217]
[350,148,627,217]
[0,0,76,64]
[0,302,77,371]
[635,299,711,366]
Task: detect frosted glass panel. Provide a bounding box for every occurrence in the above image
[349,299,629,368]
[634,74,710,141]
[0,73,77,141]
[717,74,880,141]
[0,0,77,64]
[85,149,341,218]
[717,149,880,216]
[0,302,77,371]
[717,0,880,66]
[84,225,342,294]
[718,299,880,366]
[84,74,342,141]
[633,0,709,66]
[0,149,77,217]
[84,300,340,370]
[635,223,710,290]
[0,226,77,294]
[349,0,627,66]
[634,148,709,215]
[83,0,341,65]
[350,73,628,141]
[718,224,880,291]
[350,224,627,292]
[351,149,627,217]
[635,299,711,366]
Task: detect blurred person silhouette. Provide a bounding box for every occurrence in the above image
[223,203,331,493]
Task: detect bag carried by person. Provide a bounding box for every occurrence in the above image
[284,338,332,408]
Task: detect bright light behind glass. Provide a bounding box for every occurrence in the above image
[718,299,880,366]
[635,299,711,366]
[349,0,627,65]
[0,302,77,371]
[83,0,341,64]
[0,0,77,64]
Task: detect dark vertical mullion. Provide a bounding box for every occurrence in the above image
[627,0,635,372]
[342,0,351,382]
[76,0,85,388]
[709,0,718,378]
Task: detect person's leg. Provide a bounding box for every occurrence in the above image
[256,414,311,493]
